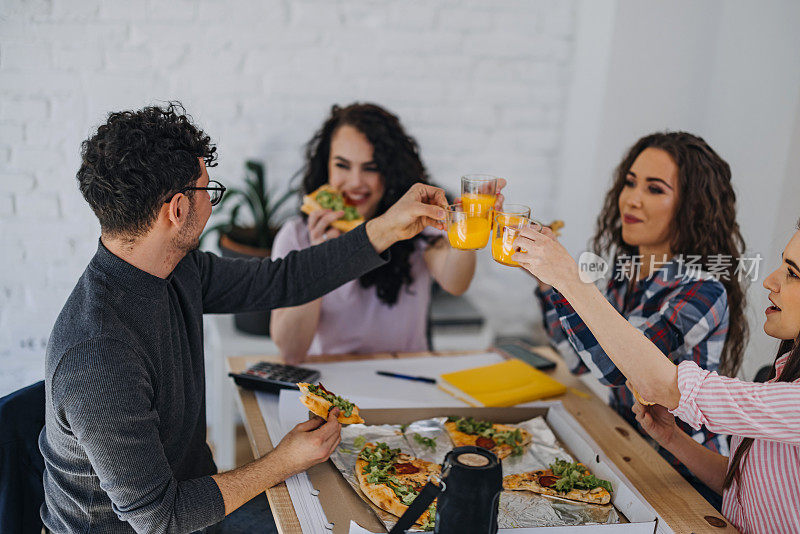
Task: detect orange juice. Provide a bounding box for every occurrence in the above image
[447,217,491,249]
[461,193,495,218]
[492,229,521,266]
[492,213,529,266]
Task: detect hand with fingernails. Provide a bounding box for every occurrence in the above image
[511,225,580,291]
[309,183,449,250]
[272,408,342,477]
[308,208,344,245]
[630,384,679,448]
[364,183,449,254]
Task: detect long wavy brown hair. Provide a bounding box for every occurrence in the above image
[300,103,431,305]
[592,131,747,376]
[723,219,800,490]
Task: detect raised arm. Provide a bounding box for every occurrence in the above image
[539,279,727,386]
[513,227,681,408]
[199,183,448,315]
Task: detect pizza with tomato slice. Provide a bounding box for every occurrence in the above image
[301,184,364,233]
[503,459,612,505]
[444,416,532,460]
[297,382,364,424]
[355,442,439,529]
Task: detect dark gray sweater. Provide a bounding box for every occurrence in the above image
[39,225,387,533]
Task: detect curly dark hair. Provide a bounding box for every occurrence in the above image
[592,131,747,377]
[77,101,217,238]
[300,102,431,305]
[724,219,800,490]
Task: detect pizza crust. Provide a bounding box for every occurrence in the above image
[444,421,532,460]
[629,384,655,406]
[297,382,364,424]
[355,446,440,527]
[504,469,611,505]
[301,184,364,233]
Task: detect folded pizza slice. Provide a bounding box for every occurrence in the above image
[356,442,440,529]
[444,416,532,460]
[504,459,612,505]
[297,382,364,424]
[300,184,365,233]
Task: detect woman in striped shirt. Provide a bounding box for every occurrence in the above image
[536,132,747,508]
[515,221,800,533]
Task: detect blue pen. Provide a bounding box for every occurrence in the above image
[376,371,437,384]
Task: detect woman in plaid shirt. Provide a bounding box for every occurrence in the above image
[535,132,747,508]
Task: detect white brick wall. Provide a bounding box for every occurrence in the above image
[0,0,577,396]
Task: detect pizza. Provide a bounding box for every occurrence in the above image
[547,219,565,237]
[356,442,439,529]
[297,382,364,424]
[444,416,532,460]
[300,184,365,233]
[503,459,612,505]
[629,384,654,406]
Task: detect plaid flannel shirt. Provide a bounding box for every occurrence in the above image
[536,259,731,468]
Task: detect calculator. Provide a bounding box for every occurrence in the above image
[228,361,321,393]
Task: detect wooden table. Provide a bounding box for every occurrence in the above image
[228,349,737,533]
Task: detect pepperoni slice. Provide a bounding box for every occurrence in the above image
[393,462,420,474]
[475,436,496,450]
[538,475,560,488]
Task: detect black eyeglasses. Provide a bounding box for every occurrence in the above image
[165,179,227,206]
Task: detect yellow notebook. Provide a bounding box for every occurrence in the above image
[438,359,566,407]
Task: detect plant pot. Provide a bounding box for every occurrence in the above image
[218,232,272,336]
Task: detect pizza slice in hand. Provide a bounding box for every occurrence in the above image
[356,442,440,529]
[444,416,532,460]
[301,184,365,233]
[504,459,612,505]
[297,382,364,424]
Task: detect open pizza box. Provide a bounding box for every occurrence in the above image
[304,403,666,534]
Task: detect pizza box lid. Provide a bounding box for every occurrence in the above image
[304,404,662,533]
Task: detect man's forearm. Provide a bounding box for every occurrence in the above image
[211,451,292,516]
[559,279,681,408]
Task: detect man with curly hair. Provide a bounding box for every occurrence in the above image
[39,103,448,533]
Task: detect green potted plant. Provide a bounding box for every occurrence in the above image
[202,159,298,335]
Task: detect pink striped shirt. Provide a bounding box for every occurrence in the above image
[672,354,800,533]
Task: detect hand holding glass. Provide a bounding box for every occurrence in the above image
[492,207,542,267]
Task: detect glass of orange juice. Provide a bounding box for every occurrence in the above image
[492,206,542,267]
[445,203,492,250]
[460,174,498,219]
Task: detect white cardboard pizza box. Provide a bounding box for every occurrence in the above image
[262,390,664,534]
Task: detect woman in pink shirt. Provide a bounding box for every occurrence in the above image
[271,103,504,362]
[514,220,800,533]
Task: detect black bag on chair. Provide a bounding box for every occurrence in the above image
[0,381,46,534]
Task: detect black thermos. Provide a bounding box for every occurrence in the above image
[435,446,503,534]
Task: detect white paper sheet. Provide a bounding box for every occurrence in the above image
[298,352,505,404]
